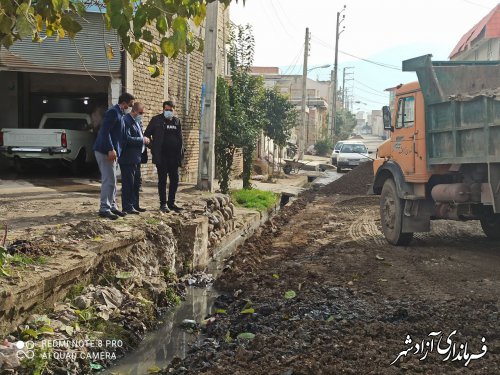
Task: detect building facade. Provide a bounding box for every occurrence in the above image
[449,4,500,61]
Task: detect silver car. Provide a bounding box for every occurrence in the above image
[336,142,370,172]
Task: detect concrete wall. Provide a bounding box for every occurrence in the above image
[452,38,500,61]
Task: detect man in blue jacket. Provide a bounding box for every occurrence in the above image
[93,92,135,220]
[119,102,150,214]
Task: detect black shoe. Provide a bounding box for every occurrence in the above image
[134,207,147,212]
[99,211,118,220]
[160,205,170,213]
[168,203,183,212]
[124,208,140,215]
[111,209,127,217]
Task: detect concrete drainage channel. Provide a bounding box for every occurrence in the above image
[104,203,279,374]
[0,193,284,374]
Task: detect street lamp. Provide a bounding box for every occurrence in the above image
[307,64,331,72]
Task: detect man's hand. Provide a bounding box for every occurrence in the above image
[107,150,117,161]
[143,136,151,145]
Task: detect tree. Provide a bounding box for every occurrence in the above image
[261,88,297,173]
[0,0,243,76]
[333,108,356,143]
[215,24,264,193]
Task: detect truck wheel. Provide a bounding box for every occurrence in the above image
[71,149,86,176]
[380,178,413,246]
[337,166,342,173]
[480,215,500,240]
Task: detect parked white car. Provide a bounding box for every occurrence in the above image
[331,141,345,165]
[0,113,96,174]
[336,142,371,172]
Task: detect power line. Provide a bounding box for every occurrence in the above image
[461,0,493,9]
[282,46,303,75]
[354,79,387,94]
[311,36,400,70]
[268,0,297,42]
[353,85,389,98]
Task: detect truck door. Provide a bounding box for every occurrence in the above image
[393,96,416,174]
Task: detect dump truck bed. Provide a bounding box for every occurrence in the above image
[403,55,500,165]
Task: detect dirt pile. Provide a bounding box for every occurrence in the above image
[321,160,374,195]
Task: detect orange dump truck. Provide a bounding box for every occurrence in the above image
[370,54,500,245]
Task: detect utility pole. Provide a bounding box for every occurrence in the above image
[330,5,346,138]
[299,27,309,159]
[197,2,219,191]
[342,66,354,109]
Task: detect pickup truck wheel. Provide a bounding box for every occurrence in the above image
[480,215,500,240]
[380,178,413,246]
[71,149,86,176]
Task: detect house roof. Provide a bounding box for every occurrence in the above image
[449,3,500,59]
[251,67,280,75]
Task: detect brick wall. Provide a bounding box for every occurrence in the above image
[130,5,243,185]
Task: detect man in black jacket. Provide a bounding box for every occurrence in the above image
[144,100,184,213]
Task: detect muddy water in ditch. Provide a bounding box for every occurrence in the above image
[104,286,218,374]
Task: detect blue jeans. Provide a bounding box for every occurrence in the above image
[95,151,118,213]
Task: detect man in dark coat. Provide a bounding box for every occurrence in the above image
[144,100,184,213]
[119,102,150,214]
[93,92,134,220]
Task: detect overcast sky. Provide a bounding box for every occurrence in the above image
[230,0,499,112]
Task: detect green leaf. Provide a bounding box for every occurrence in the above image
[16,15,33,38]
[215,309,227,314]
[160,37,175,57]
[142,29,154,42]
[193,3,206,27]
[128,41,143,60]
[51,0,63,11]
[147,366,162,374]
[284,290,296,299]
[64,325,74,336]
[156,16,168,34]
[22,329,39,340]
[115,271,133,279]
[240,308,255,314]
[197,37,204,52]
[272,274,280,279]
[110,13,123,29]
[148,65,161,78]
[149,51,158,65]
[75,1,86,16]
[172,16,187,33]
[39,326,54,335]
[90,363,103,370]
[61,14,82,38]
[237,332,255,340]
[0,15,14,34]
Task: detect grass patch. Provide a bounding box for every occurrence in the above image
[231,189,278,211]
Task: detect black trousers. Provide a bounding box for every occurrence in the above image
[120,163,139,211]
[134,163,142,208]
[156,160,179,206]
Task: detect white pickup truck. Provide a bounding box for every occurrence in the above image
[0,112,96,174]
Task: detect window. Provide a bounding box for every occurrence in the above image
[43,118,89,131]
[396,96,415,129]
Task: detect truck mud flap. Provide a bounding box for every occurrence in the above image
[402,199,432,233]
[489,163,500,214]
